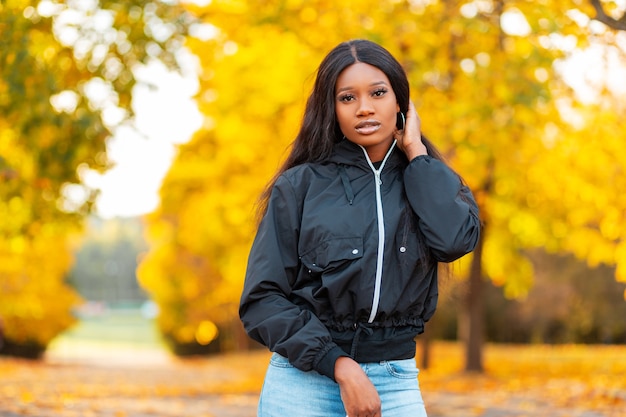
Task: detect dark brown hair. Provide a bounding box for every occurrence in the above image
[257,39,447,218]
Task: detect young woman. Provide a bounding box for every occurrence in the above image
[240,39,480,417]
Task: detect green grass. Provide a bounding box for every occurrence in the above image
[65,309,162,346]
[46,307,169,360]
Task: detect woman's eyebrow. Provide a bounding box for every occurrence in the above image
[336,81,388,94]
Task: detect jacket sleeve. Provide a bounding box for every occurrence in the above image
[403,155,481,262]
[239,174,347,381]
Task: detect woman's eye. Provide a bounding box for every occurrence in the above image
[339,94,355,102]
[373,88,387,97]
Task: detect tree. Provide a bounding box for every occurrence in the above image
[139,0,626,368]
[0,0,190,357]
[431,0,626,370]
[590,0,626,31]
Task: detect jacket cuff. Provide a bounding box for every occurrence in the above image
[314,345,349,382]
[409,154,431,164]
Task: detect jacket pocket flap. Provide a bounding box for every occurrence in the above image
[300,237,363,272]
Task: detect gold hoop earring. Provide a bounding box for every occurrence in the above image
[396,112,405,131]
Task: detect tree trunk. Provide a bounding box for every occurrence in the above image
[461,228,485,372]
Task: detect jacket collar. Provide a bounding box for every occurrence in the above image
[328,138,406,171]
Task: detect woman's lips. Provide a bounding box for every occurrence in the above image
[355,120,381,135]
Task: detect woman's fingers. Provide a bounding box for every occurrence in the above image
[397,100,427,159]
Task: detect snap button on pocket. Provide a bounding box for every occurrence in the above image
[399,246,406,253]
[300,237,363,272]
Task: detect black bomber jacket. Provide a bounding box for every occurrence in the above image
[239,139,480,381]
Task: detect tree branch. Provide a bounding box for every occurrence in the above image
[589,0,626,31]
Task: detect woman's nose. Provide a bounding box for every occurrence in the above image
[356,98,375,116]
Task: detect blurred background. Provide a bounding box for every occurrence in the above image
[1,0,625,373]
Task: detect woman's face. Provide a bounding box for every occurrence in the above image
[335,62,399,162]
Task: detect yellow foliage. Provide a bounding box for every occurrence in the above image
[0,231,80,346]
[138,0,626,353]
[195,320,219,345]
[1,0,190,353]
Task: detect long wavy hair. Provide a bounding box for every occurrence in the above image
[257,39,447,218]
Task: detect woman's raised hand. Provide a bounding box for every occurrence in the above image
[395,100,427,160]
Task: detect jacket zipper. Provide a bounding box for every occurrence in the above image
[360,141,397,323]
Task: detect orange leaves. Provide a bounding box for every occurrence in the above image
[418,342,626,416]
[0,343,625,416]
[0,350,264,416]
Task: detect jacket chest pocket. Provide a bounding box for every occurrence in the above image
[299,237,363,274]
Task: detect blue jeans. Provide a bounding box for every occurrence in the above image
[258,353,427,416]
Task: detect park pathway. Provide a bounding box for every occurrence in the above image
[0,384,618,417]
[1,330,624,417]
[1,346,622,417]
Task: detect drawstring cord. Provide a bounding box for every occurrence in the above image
[349,323,374,358]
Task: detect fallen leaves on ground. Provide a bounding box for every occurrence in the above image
[0,342,625,416]
[418,342,626,417]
